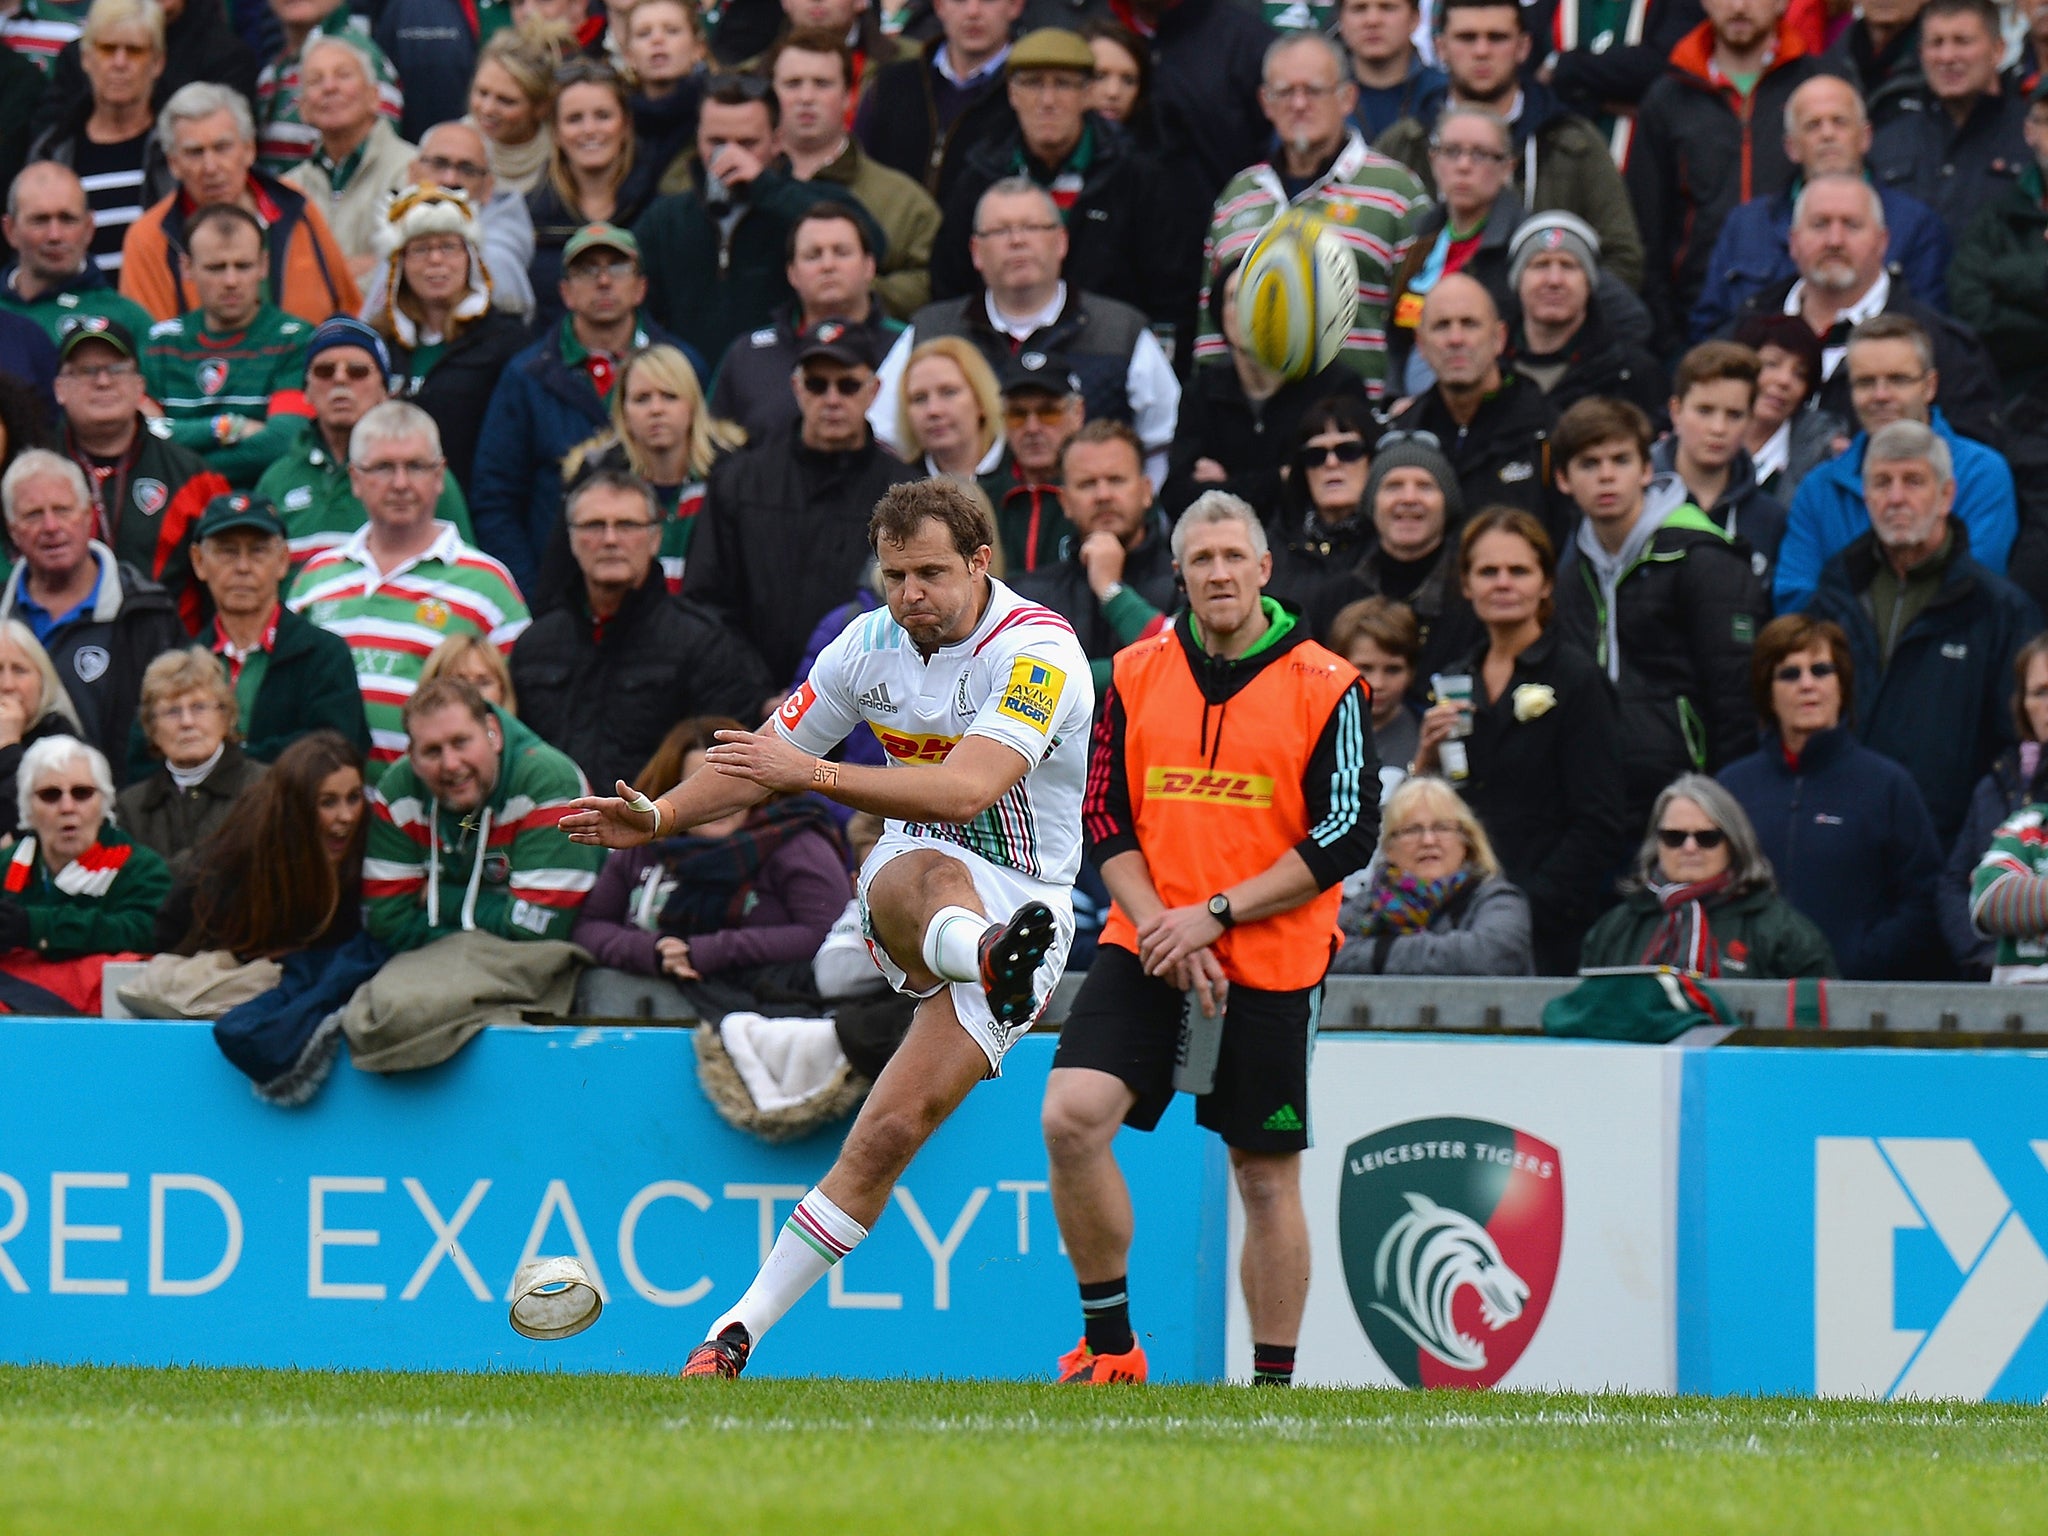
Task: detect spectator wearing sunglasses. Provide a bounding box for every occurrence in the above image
[1719,613,1941,979]
[1579,773,1836,979]
[1163,262,1368,523]
[254,316,473,576]
[682,319,918,684]
[1267,397,1378,608]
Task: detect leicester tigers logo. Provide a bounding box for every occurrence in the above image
[197,358,229,397]
[1339,1117,1562,1388]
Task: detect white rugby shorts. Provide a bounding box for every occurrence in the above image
[856,828,1075,1074]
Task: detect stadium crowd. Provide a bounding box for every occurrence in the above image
[6,0,2048,1064]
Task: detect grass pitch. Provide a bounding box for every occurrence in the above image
[2,1366,2044,1535]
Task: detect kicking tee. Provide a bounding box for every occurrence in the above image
[773,577,1095,886]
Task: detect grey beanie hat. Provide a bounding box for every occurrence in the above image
[1508,209,1601,291]
[1364,435,1465,527]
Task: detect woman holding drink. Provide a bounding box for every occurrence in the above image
[1411,508,1630,973]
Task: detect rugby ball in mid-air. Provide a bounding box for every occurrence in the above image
[1238,210,1356,380]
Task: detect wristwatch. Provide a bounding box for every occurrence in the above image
[1207,893,1236,931]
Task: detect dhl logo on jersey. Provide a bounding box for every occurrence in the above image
[877,729,961,763]
[999,657,1065,733]
[1143,767,1276,807]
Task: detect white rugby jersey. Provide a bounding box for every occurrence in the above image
[772,578,1095,885]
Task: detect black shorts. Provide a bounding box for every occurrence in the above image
[1051,942,1320,1153]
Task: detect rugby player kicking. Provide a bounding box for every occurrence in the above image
[563,479,1093,1378]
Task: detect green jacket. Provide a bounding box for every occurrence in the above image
[364,708,602,952]
[0,270,156,349]
[254,424,473,571]
[6,823,171,959]
[1950,164,2048,398]
[1578,883,1838,978]
[1375,98,1645,290]
[142,303,313,487]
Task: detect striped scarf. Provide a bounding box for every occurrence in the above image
[1358,865,1475,936]
[1639,872,1737,975]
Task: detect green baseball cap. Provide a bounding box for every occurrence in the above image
[562,222,641,267]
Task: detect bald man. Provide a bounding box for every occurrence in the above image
[1690,75,1953,341]
[357,120,537,320]
[0,162,159,346]
[1385,272,1559,527]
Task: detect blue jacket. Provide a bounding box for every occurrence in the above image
[1803,523,2043,843]
[1689,181,1952,342]
[1719,726,1943,978]
[1774,408,2016,612]
[466,315,684,595]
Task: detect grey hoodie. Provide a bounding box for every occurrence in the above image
[1572,472,1694,684]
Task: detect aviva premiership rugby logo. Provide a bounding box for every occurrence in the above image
[1339,1117,1563,1388]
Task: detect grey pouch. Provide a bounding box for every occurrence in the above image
[1173,988,1224,1096]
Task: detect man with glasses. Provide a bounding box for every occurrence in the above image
[635,74,861,371]
[1385,272,1558,527]
[875,177,1179,481]
[0,162,157,345]
[470,222,686,599]
[684,320,918,685]
[288,399,528,782]
[1775,313,2017,612]
[141,201,315,492]
[185,490,369,763]
[709,201,904,441]
[1722,174,2001,451]
[0,448,184,779]
[981,347,1082,574]
[1805,418,2040,845]
[1199,31,1426,401]
[53,314,223,628]
[354,121,537,320]
[1373,0,1643,289]
[931,29,1194,344]
[1550,395,1764,829]
[511,469,773,793]
[254,315,475,573]
[1040,487,1376,1386]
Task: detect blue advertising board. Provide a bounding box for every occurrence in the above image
[1680,1046,2048,1401]
[0,1022,1227,1380]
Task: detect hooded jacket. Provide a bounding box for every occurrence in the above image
[1556,474,1766,822]
[118,171,359,327]
[1689,179,1952,343]
[0,541,186,783]
[363,706,603,953]
[1577,879,1838,977]
[510,570,777,795]
[1719,724,1942,979]
[682,423,921,683]
[1649,436,1787,588]
[1085,597,1378,990]
[1774,409,2017,612]
[1373,76,1645,290]
[1804,520,2043,843]
[1625,15,1829,349]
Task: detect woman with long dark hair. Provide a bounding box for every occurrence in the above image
[157,729,367,957]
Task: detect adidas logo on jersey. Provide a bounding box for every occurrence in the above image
[858,682,899,714]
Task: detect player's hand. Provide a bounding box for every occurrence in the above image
[1185,948,1229,1018]
[562,780,661,847]
[1136,902,1226,976]
[705,727,822,794]
[1080,530,1129,598]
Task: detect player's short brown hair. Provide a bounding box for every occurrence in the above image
[868,477,996,564]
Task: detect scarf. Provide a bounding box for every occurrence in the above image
[636,798,843,939]
[1358,865,1475,936]
[1639,870,1736,975]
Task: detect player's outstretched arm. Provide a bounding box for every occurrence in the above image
[562,772,771,848]
[706,728,1028,824]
